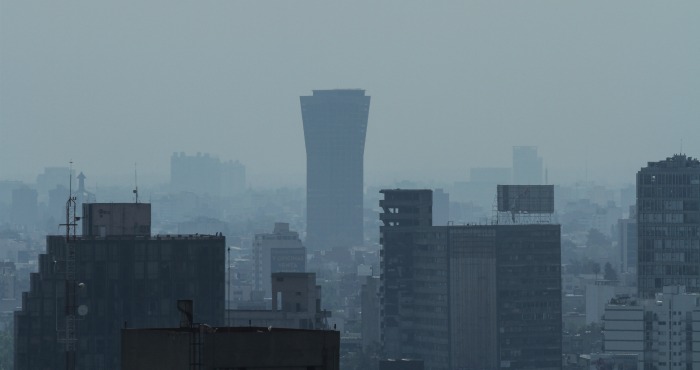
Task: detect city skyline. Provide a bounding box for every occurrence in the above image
[2,1,699,187]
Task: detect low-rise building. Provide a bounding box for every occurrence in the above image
[603,286,700,370]
[227,272,329,329]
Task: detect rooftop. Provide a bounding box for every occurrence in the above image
[48,234,224,241]
[645,154,700,169]
[309,89,366,97]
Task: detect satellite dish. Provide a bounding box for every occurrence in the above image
[78,305,88,316]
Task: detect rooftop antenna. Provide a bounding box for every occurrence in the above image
[681,138,684,155]
[57,161,79,370]
[59,161,78,242]
[133,162,139,204]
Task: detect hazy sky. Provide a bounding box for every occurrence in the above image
[1,1,699,188]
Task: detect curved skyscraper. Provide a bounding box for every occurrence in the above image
[301,89,370,250]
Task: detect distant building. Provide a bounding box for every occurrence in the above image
[36,167,71,198]
[11,186,38,229]
[432,189,450,226]
[360,275,380,351]
[0,180,23,223]
[637,154,700,298]
[0,261,15,299]
[122,325,340,370]
[301,89,370,250]
[380,189,561,370]
[47,185,69,224]
[603,286,700,370]
[618,205,638,274]
[170,152,245,197]
[13,203,224,370]
[512,146,543,185]
[228,272,329,330]
[253,222,306,298]
[452,167,511,212]
[0,261,17,314]
[75,172,96,208]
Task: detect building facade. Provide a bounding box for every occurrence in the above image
[228,272,329,330]
[360,275,380,351]
[380,189,561,370]
[619,205,638,274]
[603,286,700,370]
[253,223,306,298]
[122,326,340,370]
[301,89,370,250]
[14,203,225,370]
[637,155,700,298]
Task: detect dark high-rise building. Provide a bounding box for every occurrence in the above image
[637,154,700,298]
[380,189,561,370]
[301,89,370,250]
[122,326,340,370]
[14,203,224,370]
[512,146,543,185]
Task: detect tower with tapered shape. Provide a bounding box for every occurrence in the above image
[300,89,370,250]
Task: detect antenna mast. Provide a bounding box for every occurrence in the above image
[58,162,79,370]
[59,162,78,241]
[133,162,139,204]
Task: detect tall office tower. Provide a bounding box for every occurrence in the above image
[14,203,224,370]
[252,222,306,298]
[512,146,543,185]
[380,188,561,370]
[301,89,370,250]
[637,154,700,298]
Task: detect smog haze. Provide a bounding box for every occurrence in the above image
[1,0,699,187]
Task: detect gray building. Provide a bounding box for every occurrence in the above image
[432,189,450,226]
[301,89,370,250]
[170,152,245,197]
[228,272,329,330]
[618,205,638,274]
[512,146,543,185]
[603,286,700,369]
[13,203,224,370]
[122,326,340,370]
[0,261,16,313]
[11,186,37,230]
[380,189,561,370]
[253,222,306,298]
[637,154,700,298]
[360,275,380,351]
